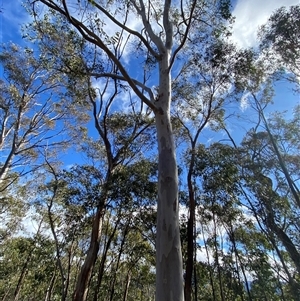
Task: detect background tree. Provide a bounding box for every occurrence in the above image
[259,4,300,85]
[0,43,87,190]
[172,36,238,301]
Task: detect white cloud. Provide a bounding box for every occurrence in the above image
[19,211,41,236]
[240,91,250,111]
[231,0,299,49]
[196,246,214,263]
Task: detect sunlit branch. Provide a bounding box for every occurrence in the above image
[131,0,165,54]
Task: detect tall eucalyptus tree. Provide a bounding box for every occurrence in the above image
[28,1,232,299]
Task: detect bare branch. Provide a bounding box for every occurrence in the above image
[86,77,117,171]
[87,0,160,59]
[169,0,197,70]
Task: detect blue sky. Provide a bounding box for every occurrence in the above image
[1,0,299,150]
[2,0,299,51]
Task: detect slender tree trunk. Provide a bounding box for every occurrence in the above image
[13,257,30,301]
[155,52,184,301]
[47,190,66,301]
[2,284,11,301]
[256,175,300,275]
[185,148,196,301]
[267,216,300,275]
[201,224,217,301]
[212,215,225,301]
[254,95,300,208]
[109,222,130,301]
[235,252,250,301]
[122,273,131,301]
[251,197,299,295]
[193,238,198,301]
[240,184,300,298]
[44,272,57,301]
[92,218,119,301]
[73,205,105,301]
[64,239,76,300]
[269,235,300,298]
[14,219,43,301]
[229,227,250,301]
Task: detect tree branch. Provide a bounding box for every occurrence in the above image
[253,93,300,208]
[131,0,165,54]
[163,0,173,50]
[90,72,155,103]
[169,0,197,70]
[37,0,159,113]
[87,0,160,59]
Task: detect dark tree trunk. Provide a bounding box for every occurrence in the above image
[73,205,105,301]
[184,150,196,301]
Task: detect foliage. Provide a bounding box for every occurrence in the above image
[259,5,300,84]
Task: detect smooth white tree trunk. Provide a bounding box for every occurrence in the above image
[155,52,184,301]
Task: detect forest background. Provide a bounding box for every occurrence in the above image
[0,0,299,300]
